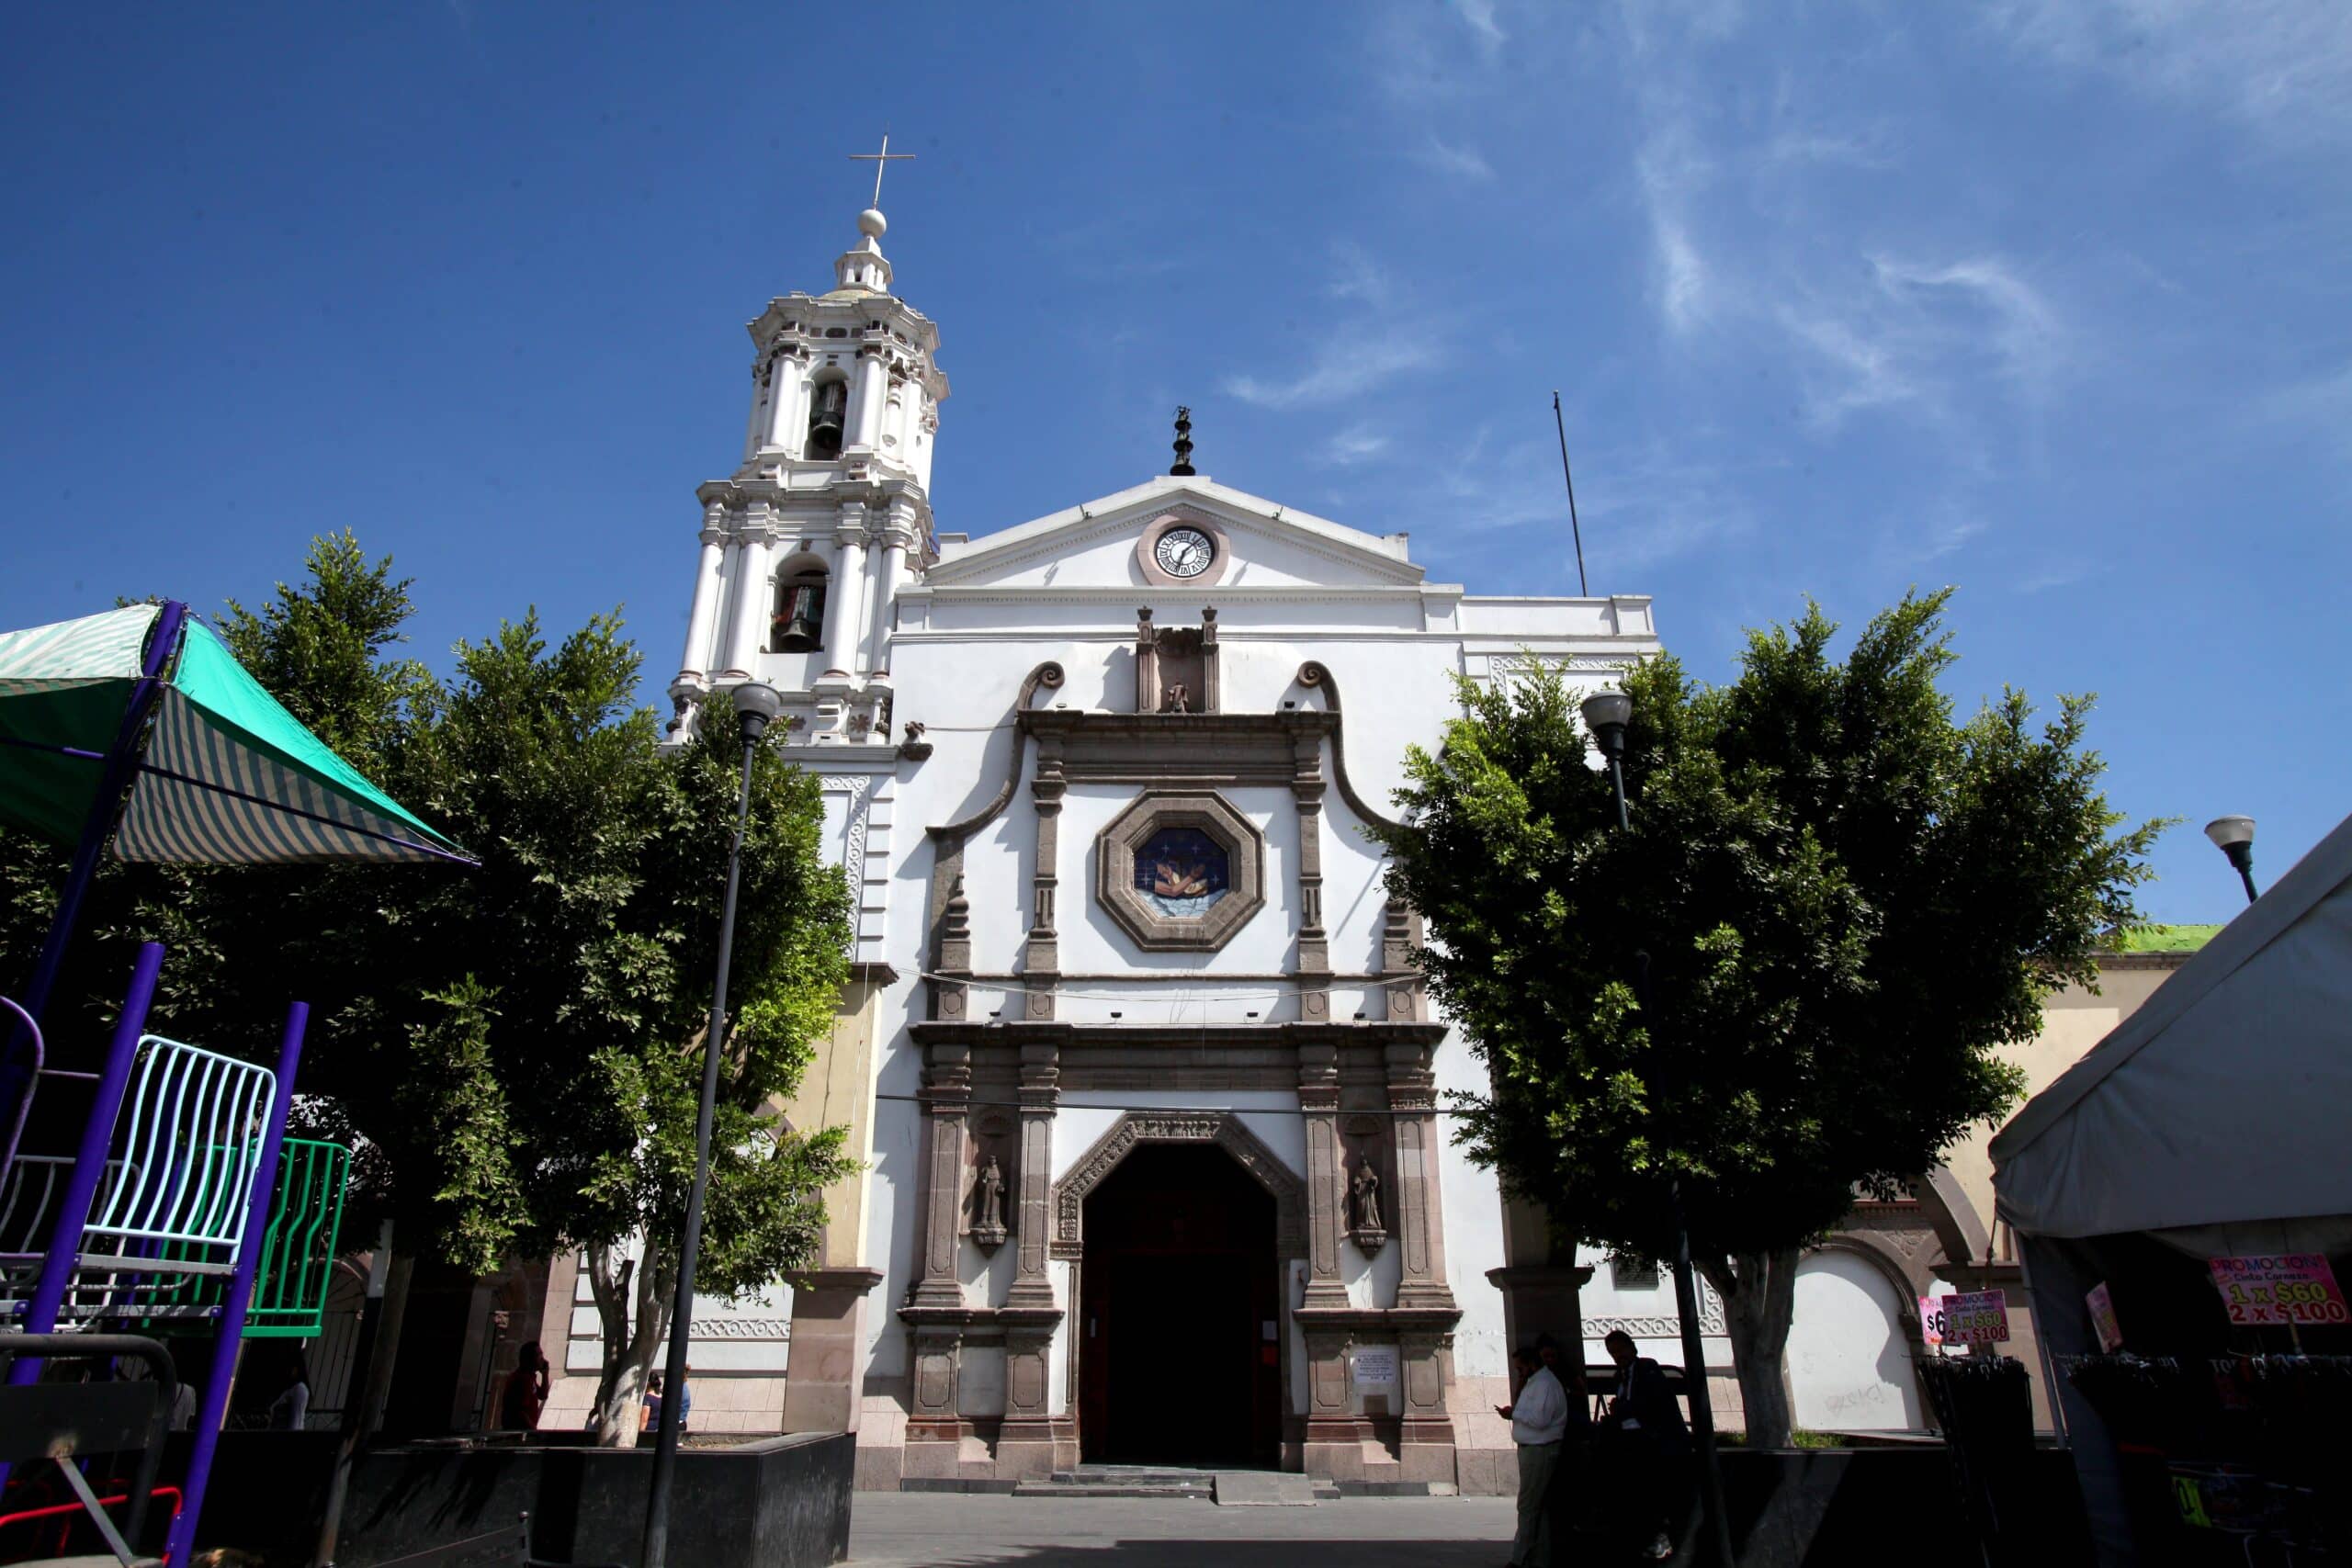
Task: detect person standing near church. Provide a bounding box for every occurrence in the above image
[1601,1329,1689,1561]
[1497,1343,1568,1566]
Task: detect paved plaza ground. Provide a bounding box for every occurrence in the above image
[847,1492,1521,1567]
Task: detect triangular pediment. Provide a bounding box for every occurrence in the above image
[923,477,1425,592]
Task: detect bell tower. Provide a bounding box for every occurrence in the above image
[667,197,949,745]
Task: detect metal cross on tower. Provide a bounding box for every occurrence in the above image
[850,130,916,207]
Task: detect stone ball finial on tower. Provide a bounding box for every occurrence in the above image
[859,208,888,239]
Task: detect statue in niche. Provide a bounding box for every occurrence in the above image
[1161,681,1191,715]
[1350,1156,1387,1252]
[971,1155,1009,1252]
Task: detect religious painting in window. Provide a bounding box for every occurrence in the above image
[1135,826,1230,918]
[1096,791,1264,953]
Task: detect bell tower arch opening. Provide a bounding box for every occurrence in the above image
[1078,1142,1282,1468]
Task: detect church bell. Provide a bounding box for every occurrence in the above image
[772,580,826,651]
[805,379,848,459]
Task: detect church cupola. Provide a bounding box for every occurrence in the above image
[834,208,894,295]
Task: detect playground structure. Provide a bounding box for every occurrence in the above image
[0,943,319,1563]
[0,600,468,1564]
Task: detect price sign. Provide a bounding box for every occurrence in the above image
[2207,1254,2350,1326]
[1939,1290,2010,1346]
[2086,1281,2123,1353]
[1918,1295,1948,1348]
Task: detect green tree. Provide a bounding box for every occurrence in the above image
[1378,592,2161,1445]
[1,539,857,1446]
[384,622,856,1440]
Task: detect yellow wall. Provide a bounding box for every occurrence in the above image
[775,975,886,1269]
[1943,959,2183,1247]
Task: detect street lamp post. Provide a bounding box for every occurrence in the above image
[641,681,783,1568]
[2204,816,2258,906]
[1581,689,1736,1568]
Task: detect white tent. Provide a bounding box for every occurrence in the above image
[1991,807,2352,1250]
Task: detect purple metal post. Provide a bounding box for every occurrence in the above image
[6,941,166,1378]
[0,601,187,1179]
[164,998,308,1568]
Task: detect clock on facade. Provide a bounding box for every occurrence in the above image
[1153,526,1216,579]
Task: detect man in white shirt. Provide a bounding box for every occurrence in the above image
[1496,1343,1568,1566]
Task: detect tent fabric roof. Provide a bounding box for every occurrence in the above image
[1990,808,2352,1241]
[0,604,467,867]
[0,604,154,693]
[114,620,458,863]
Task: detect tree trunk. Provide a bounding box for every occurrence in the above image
[583,1242,674,1448]
[1701,1247,1801,1449]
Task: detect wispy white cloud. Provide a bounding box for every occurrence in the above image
[1759,128,1895,171]
[1320,424,1394,467]
[1989,0,2352,152]
[1453,0,1505,56]
[1328,242,1393,305]
[1225,337,1439,411]
[1776,254,2065,432]
[2254,360,2352,462]
[1410,136,1496,182]
[2016,560,2097,594]
[1634,120,1718,334]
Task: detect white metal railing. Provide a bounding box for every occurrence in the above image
[79,1035,275,1277]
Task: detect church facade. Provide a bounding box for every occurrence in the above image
[540,202,1718,1491]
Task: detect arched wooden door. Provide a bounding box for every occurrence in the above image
[1078,1143,1281,1466]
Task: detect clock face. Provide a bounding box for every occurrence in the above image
[1154,526,1216,579]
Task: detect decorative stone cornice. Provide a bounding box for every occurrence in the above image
[907,1020,1450,1050]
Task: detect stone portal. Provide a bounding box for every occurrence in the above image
[1078,1144,1281,1467]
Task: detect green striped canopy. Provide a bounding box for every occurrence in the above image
[0,604,469,865]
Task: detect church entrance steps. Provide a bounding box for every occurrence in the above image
[1013,1463,1216,1499]
[1008,1464,1349,1502]
[1210,1472,1323,1506]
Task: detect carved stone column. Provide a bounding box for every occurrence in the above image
[1387,1043,1457,1314]
[765,347,808,452]
[1199,606,1221,713]
[780,1267,883,1435]
[1396,1329,1457,1483]
[820,504,869,678]
[1134,608,1159,713]
[1290,726,1330,1021]
[1383,899,1426,1022]
[718,509,775,681]
[1000,1043,1065,1475]
[1023,740,1063,1020]
[908,1043,970,1313]
[1007,1044,1059,1309]
[900,1043,971,1469]
[674,507,729,687]
[1299,1043,1349,1311]
[1300,1325,1360,1481]
[930,873,970,1022]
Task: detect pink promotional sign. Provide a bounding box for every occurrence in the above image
[1940,1290,2010,1345]
[2208,1254,2351,1326]
[1920,1290,2008,1347]
[2086,1281,2123,1353]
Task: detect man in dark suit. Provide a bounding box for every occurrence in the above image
[1603,1329,1690,1452]
[1600,1329,1688,1559]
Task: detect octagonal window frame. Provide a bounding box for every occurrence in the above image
[1095,789,1266,953]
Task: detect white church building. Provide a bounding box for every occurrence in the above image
[531,198,1792,1493]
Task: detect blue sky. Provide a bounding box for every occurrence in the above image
[4,2,2346,921]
